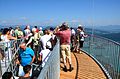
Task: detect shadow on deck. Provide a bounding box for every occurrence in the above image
[60,51,107,79]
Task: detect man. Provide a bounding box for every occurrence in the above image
[17,43,35,76]
[38,29,52,67]
[40,29,52,50]
[26,28,39,62]
[54,22,73,72]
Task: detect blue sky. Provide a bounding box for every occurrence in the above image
[0,0,120,26]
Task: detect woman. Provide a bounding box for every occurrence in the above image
[1,28,17,61]
[76,25,87,53]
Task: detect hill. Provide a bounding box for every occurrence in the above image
[84,28,120,43]
[94,25,120,33]
[100,33,120,43]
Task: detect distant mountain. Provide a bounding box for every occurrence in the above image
[94,25,120,33]
[101,33,120,43]
[84,28,110,35]
[84,28,120,43]
[0,25,119,43]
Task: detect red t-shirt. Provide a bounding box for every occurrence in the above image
[55,29,71,45]
[36,28,39,33]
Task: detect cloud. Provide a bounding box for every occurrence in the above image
[0,20,7,24]
[44,19,54,23]
[19,17,28,20]
[68,19,82,23]
[68,19,83,25]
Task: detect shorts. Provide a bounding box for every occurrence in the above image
[60,45,71,59]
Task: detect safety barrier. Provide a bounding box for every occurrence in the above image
[83,35,120,79]
[0,37,60,79]
[0,39,24,77]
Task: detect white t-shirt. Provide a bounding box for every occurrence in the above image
[71,29,76,35]
[40,34,52,50]
[39,49,51,67]
[1,35,10,47]
[24,29,31,36]
[80,31,85,41]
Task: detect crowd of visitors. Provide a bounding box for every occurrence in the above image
[0,23,87,79]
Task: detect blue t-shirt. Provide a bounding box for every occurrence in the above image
[19,47,34,66]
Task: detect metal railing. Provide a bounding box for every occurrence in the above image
[0,37,60,79]
[37,39,60,79]
[82,35,120,79]
[0,39,24,77]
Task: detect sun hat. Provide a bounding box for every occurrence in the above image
[39,27,42,30]
[78,24,82,27]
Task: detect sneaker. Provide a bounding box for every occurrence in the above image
[63,66,67,72]
[79,51,82,54]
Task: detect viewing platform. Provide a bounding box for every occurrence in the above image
[60,51,106,79]
[0,35,120,79]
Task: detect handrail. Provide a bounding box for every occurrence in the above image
[90,34,120,46]
[83,35,120,79]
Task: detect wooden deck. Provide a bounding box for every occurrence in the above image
[60,51,107,79]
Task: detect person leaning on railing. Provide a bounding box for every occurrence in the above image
[76,25,88,53]
[0,28,17,61]
[1,28,17,41]
[54,22,73,72]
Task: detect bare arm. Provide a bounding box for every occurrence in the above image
[30,55,35,65]
[83,34,88,37]
[7,35,17,40]
[26,36,34,46]
[53,26,60,34]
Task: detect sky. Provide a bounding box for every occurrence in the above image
[0,0,120,26]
